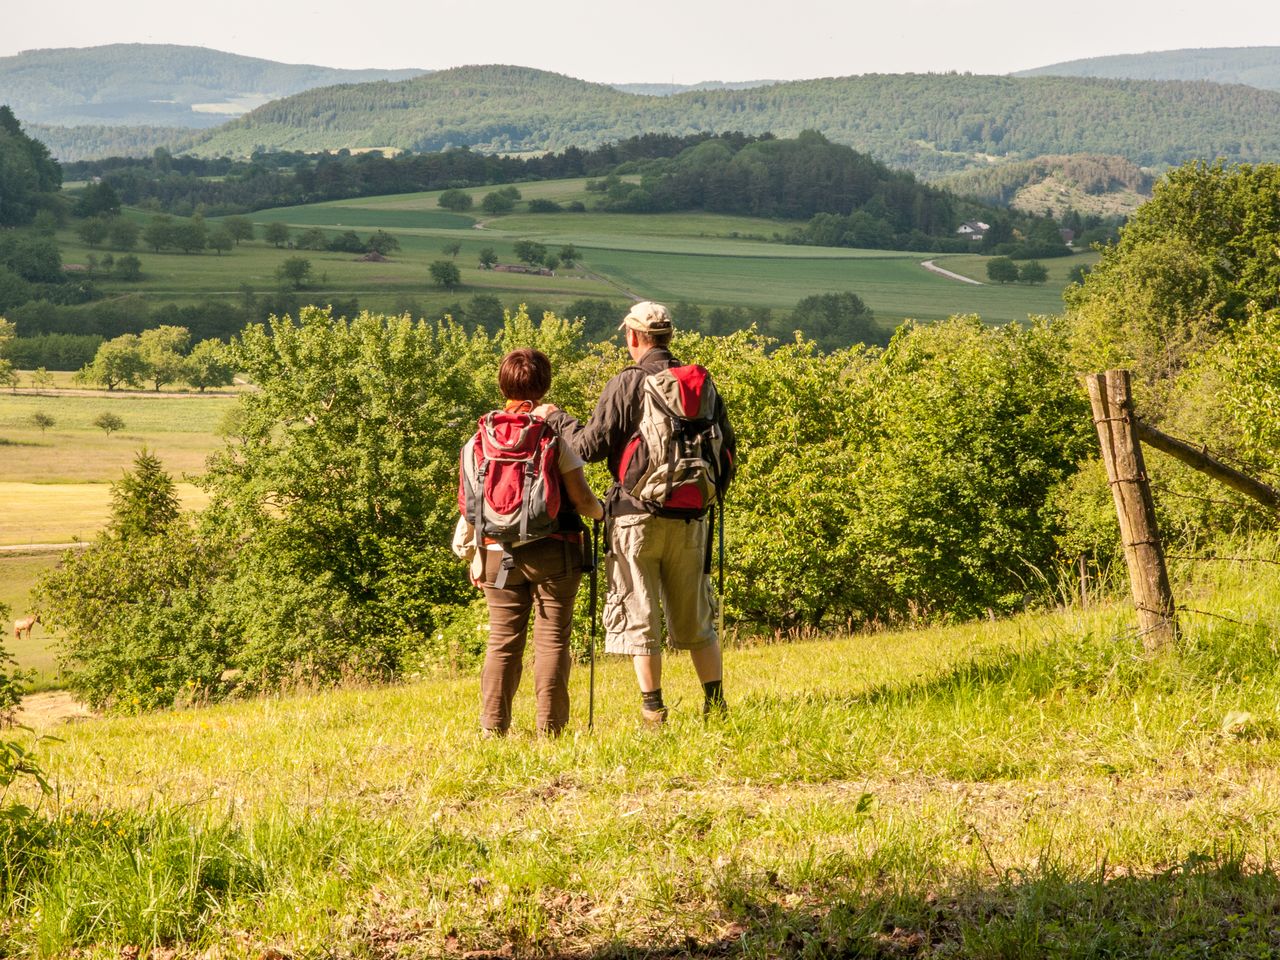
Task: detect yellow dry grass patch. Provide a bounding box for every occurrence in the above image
[0,481,209,545]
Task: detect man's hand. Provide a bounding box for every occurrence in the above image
[533,403,559,417]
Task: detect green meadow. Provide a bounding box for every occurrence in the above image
[60,178,1096,323]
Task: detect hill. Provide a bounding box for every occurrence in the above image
[186,65,1280,177]
[938,154,1153,216]
[1016,45,1280,91]
[611,79,779,95]
[0,43,426,128]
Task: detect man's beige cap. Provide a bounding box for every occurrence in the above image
[618,300,674,333]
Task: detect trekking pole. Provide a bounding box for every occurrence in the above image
[588,519,599,731]
[717,502,725,643]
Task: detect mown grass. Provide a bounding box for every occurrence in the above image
[6,557,1280,957]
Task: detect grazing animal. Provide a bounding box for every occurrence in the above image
[13,613,39,641]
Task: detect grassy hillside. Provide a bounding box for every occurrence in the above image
[938,154,1153,216]
[7,553,1280,956]
[1017,45,1280,91]
[186,66,1280,177]
[0,44,425,128]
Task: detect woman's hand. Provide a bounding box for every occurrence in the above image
[563,466,604,521]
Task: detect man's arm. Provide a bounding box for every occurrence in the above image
[545,370,637,465]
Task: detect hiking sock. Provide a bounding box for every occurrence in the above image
[641,688,665,712]
[702,679,725,710]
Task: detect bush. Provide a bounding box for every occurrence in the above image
[438,189,473,211]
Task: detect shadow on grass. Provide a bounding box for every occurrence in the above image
[541,857,1280,958]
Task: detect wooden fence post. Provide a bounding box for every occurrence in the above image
[1085,370,1177,651]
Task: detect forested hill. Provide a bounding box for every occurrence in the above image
[0,44,426,128]
[187,65,1280,177]
[937,154,1153,216]
[1015,46,1280,91]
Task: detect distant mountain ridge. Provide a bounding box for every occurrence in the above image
[183,65,1280,178]
[1015,46,1280,91]
[611,79,779,96]
[0,44,426,128]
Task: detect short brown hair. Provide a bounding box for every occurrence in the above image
[498,348,552,402]
[635,328,673,349]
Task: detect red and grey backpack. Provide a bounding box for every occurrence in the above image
[618,364,730,519]
[459,411,563,548]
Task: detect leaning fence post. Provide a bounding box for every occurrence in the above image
[1085,370,1177,651]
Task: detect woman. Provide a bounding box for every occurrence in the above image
[468,348,603,736]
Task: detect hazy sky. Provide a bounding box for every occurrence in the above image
[5,0,1280,83]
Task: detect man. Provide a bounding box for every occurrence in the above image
[540,301,735,723]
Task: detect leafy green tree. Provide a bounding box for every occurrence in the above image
[140,325,190,391]
[1019,260,1049,284]
[73,181,121,218]
[143,215,175,253]
[94,411,125,434]
[110,448,180,538]
[783,292,879,351]
[276,257,314,290]
[366,230,401,256]
[207,225,234,256]
[82,334,147,390]
[513,239,547,266]
[76,217,110,248]
[263,222,290,248]
[478,247,498,269]
[441,241,462,258]
[107,217,139,251]
[297,227,329,251]
[223,215,254,245]
[480,191,515,215]
[544,254,561,272]
[30,367,54,392]
[0,268,31,312]
[558,244,578,266]
[0,319,17,394]
[171,215,208,254]
[437,189,473,211]
[183,338,235,391]
[986,256,1020,284]
[113,254,142,281]
[30,411,54,433]
[328,230,366,253]
[430,259,462,289]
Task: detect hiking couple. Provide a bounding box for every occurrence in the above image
[456,301,736,736]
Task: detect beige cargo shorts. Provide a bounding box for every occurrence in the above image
[603,513,718,656]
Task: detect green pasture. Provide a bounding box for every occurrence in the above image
[7,553,1280,956]
[0,551,62,676]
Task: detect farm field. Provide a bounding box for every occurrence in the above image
[59,179,1096,324]
[0,551,62,678]
[8,555,1280,957]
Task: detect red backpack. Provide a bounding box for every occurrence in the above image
[459,411,562,545]
[618,364,730,518]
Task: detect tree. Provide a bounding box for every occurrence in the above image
[30,367,54,392]
[277,257,314,290]
[143,215,175,253]
[784,292,879,351]
[140,325,191,391]
[558,244,578,266]
[113,254,142,281]
[93,411,125,435]
[297,227,329,251]
[986,256,1020,284]
[183,339,235,392]
[513,240,548,266]
[76,217,109,248]
[223,216,254,245]
[367,230,401,256]
[480,191,516,215]
[171,216,208,254]
[110,448,180,539]
[478,247,498,270]
[1019,260,1049,284]
[327,230,366,253]
[82,334,147,390]
[438,189,474,212]
[544,254,561,272]
[263,222,290,248]
[73,181,121,219]
[108,217,139,251]
[207,226,234,256]
[441,241,462,259]
[31,412,54,433]
[429,259,462,289]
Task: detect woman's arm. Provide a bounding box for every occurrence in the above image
[562,466,604,521]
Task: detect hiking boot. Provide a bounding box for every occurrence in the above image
[641,705,669,726]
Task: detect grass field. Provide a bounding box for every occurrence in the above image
[5,555,1279,956]
[0,551,63,677]
[57,179,1097,324]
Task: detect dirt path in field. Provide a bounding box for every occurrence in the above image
[15,690,92,727]
[7,387,242,399]
[0,542,90,554]
[921,259,984,285]
[577,267,642,302]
